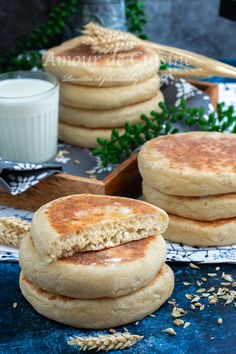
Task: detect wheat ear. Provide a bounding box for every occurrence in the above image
[67,332,143,352]
[82,22,138,54]
[81,22,236,78]
[0,217,30,247]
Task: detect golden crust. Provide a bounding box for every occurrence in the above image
[138,132,236,196]
[142,132,236,173]
[45,194,158,236]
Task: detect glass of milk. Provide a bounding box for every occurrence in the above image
[0,71,59,163]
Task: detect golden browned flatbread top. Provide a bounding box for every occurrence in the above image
[43,194,158,235]
[142,132,236,173]
[30,194,168,262]
[138,132,236,196]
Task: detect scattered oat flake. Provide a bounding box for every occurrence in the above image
[196,288,206,293]
[56,150,69,158]
[224,294,235,305]
[217,288,227,296]
[183,322,191,329]
[201,277,207,282]
[12,302,17,308]
[191,304,195,310]
[149,314,156,318]
[201,293,210,298]
[185,294,193,300]
[74,159,80,164]
[194,302,202,307]
[168,300,176,305]
[85,169,95,174]
[162,328,176,336]
[209,298,217,305]
[173,319,184,326]
[109,329,116,334]
[191,296,200,303]
[123,327,129,332]
[217,318,223,325]
[196,281,202,287]
[189,263,200,269]
[208,287,215,292]
[89,175,97,180]
[215,267,220,271]
[222,273,234,282]
[232,282,236,287]
[135,321,139,326]
[200,305,205,311]
[183,282,192,286]
[207,273,217,277]
[172,307,187,318]
[221,282,231,286]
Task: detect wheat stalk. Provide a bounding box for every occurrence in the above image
[67,332,143,352]
[81,22,236,78]
[82,22,138,54]
[0,217,30,247]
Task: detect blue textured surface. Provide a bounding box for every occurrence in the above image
[0,262,235,354]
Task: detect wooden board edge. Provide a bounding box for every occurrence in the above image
[0,173,105,211]
[104,152,142,198]
[188,79,219,109]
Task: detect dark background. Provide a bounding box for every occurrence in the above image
[0,0,235,58]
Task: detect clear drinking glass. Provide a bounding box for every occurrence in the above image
[0,70,59,163]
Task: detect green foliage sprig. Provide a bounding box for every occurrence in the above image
[126,1,148,39]
[92,99,236,166]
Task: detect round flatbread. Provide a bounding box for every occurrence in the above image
[30,194,169,262]
[19,234,166,298]
[43,36,160,87]
[19,264,174,329]
[59,123,125,148]
[138,132,236,196]
[143,183,236,221]
[60,75,160,110]
[164,214,236,247]
[59,91,163,128]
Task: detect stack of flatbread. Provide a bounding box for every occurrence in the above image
[43,37,162,148]
[138,131,236,247]
[19,194,174,329]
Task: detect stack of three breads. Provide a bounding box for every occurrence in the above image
[139,131,236,247]
[19,194,174,329]
[43,37,163,148]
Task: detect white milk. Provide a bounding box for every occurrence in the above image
[0,74,59,163]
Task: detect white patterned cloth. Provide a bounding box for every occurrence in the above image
[218,83,236,109]
[1,83,236,263]
[0,205,236,263]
